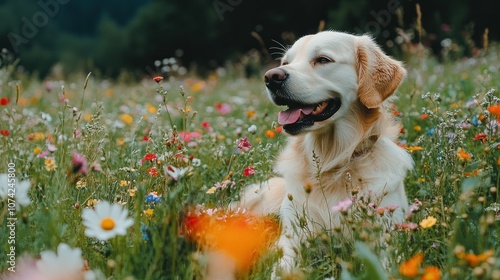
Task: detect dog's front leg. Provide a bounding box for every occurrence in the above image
[272,199,303,278]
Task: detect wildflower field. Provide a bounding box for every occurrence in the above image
[1,44,500,279]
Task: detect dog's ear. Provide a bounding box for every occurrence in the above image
[355,35,407,108]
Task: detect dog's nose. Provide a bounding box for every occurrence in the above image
[264,68,288,91]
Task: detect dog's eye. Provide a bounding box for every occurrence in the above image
[281,61,289,66]
[314,56,333,65]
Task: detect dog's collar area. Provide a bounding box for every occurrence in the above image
[352,135,379,158]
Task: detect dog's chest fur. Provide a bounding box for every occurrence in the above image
[274,129,413,226]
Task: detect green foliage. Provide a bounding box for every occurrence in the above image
[0,43,500,279]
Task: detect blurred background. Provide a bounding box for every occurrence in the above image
[0,0,497,79]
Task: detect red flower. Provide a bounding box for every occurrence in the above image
[153,76,163,83]
[141,153,157,163]
[201,121,212,132]
[0,97,10,106]
[421,113,429,120]
[147,167,159,177]
[243,166,256,177]
[0,130,9,136]
[473,133,487,142]
[142,135,150,142]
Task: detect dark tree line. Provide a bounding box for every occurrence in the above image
[0,0,497,78]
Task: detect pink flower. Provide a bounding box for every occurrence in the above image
[237,137,251,153]
[215,102,232,115]
[396,222,419,231]
[409,198,423,212]
[37,150,50,158]
[243,166,256,177]
[90,161,102,172]
[47,143,57,152]
[178,131,202,143]
[71,151,87,175]
[332,198,353,212]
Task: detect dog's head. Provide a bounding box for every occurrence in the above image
[265,31,406,135]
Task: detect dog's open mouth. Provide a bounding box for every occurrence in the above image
[277,98,341,135]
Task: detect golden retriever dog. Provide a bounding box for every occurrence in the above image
[236,31,414,276]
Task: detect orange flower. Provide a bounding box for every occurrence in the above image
[457,148,471,160]
[399,253,424,277]
[265,129,276,138]
[488,104,500,116]
[421,266,441,280]
[406,146,423,152]
[497,156,500,166]
[456,249,494,267]
[247,110,256,118]
[184,210,279,272]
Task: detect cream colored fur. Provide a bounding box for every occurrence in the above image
[236,31,414,276]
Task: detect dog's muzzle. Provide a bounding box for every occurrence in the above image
[264,67,341,135]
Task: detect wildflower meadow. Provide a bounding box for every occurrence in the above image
[1,40,500,279]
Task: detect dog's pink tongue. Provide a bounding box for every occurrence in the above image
[278,107,315,125]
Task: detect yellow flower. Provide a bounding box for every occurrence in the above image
[119,180,130,187]
[420,216,437,228]
[128,187,137,197]
[399,253,423,277]
[146,104,157,114]
[414,125,422,132]
[144,208,154,218]
[119,113,134,125]
[117,137,125,146]
[76,180,87,189]
[206,186,217,194]
[44,157,57,171]
[33,146,42,155]
[28,132,45,141]
[84,113,93,122]
[87,199,100,207]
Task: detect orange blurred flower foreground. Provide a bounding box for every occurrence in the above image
[183,209,279,272]
[399,252,441,280]
[455,249,494,268]
[399,253,424,277]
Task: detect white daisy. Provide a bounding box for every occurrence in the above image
[36,243,84,278]
[164,165,189,181]
[0,174,31,210]
[82,201,134,241]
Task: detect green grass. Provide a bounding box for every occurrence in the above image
[1,44,500,280]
